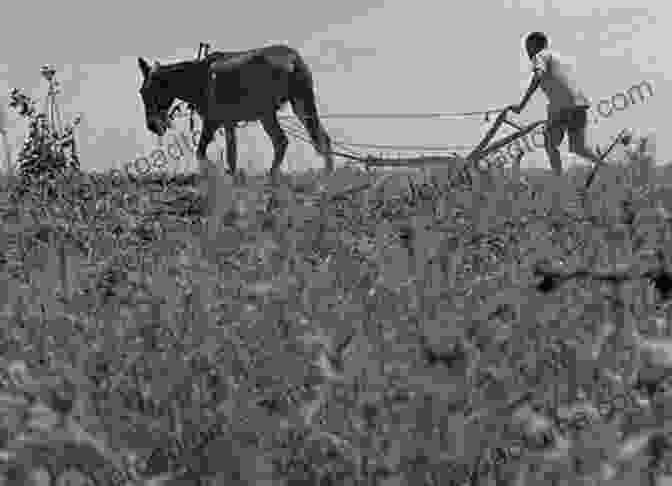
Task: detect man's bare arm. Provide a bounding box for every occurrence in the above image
[512,74,541,113]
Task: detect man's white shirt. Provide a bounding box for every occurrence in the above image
[531,49,591,115]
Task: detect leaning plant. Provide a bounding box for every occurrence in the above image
[8,88,81,182]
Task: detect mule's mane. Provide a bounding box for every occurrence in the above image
[153,60,199,79]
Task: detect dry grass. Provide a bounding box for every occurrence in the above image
[0,151,672,485]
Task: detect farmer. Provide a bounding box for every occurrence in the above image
[511,32,603,178]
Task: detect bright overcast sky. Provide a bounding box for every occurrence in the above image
[0,0,667,174]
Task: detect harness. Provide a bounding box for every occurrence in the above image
[189,42,210,132]
[168,42,251,131]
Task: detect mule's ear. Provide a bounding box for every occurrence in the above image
[138,57,150,78]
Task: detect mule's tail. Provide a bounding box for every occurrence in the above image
[289,54,334,172]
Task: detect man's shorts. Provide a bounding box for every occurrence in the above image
[548,106,589,132]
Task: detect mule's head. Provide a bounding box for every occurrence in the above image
[138,57,175,136]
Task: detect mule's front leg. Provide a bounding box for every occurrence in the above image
[196,122,216,178]
[195,122,223,214]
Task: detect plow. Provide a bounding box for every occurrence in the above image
[343,107,629,190]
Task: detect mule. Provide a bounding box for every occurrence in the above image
[137,44,334,183]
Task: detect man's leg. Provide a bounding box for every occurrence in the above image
[566,108,605,191]
[544,116,566,176]
[567,108,602,166]
[544,115,569,216]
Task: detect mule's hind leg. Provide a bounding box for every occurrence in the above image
[260,113,288,184]
[290,98,334,174]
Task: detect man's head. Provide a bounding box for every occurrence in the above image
[525,32,548,59]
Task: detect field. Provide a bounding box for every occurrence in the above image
[2,146,672,486]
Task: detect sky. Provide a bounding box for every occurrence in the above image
[0,0,667,174]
